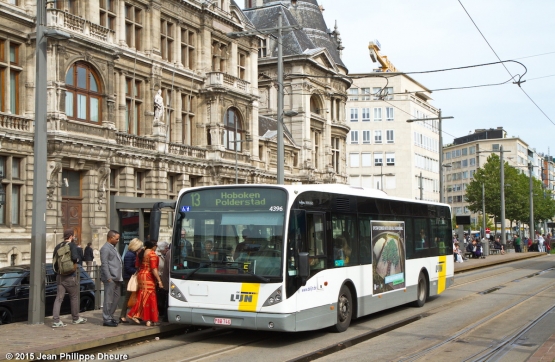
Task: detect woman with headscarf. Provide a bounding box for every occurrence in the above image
[128,240,163,326]
[118,238,143,323]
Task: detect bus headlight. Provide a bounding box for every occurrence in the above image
[262,286,283,306]
[170,282,187,302]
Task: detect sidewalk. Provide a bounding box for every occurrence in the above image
[0,251,549,362]
[454,249,546,273]
[0,310,187,361]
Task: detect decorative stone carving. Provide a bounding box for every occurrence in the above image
[46,161,62,209]
[97,165,111,211]
[259,88,268,109]
[209,164,222,185]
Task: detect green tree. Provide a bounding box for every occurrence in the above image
[471,215,494,231]
[466,154,555,231]
[381,238,400,276]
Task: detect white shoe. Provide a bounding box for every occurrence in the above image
[72,317,87,325]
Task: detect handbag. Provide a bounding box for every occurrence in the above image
[127,273,138,292]
[127,291,137,308]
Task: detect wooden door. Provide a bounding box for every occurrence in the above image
[61,198,82,243]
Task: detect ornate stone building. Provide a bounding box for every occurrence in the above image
[0,0,348,267]
[244,0,351,184]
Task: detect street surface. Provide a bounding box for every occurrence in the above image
[93,256,555,361]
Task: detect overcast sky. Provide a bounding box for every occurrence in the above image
[320,0,555,155]
[243,1,555,156]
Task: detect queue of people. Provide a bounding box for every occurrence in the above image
[91,231,171,328]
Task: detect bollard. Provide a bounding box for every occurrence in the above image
[94,265,102,310]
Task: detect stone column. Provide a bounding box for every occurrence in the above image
[176,89,183,143]
[118,0,126,46]
[119,166,136,196]
[176,22,183,68]
[146,161,167,198]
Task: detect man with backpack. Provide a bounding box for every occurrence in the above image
[52,229,87,327]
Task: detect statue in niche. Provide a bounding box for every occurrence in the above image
[153,89,165,124]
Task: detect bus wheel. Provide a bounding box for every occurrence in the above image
[412,272,428,307]
[331,285,352,333]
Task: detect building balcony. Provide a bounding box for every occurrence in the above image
[168,143,206,159]
[205,72,251,95]
[46,9,115,44]
[115,132,156,151]
[0,113,33,132]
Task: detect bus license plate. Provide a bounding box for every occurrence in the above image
[214,318,232,325]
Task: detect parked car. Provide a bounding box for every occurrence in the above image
[0,264,95,324]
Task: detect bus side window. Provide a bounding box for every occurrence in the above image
[307,213,325,272]
[414,219,428,249]
[358,216,372,264]
[405,218,414,259]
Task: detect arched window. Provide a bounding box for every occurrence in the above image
[223,108,244,151]
[65,62,102,123]
[310,95,321,114]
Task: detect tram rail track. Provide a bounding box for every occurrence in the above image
[398,278,555,361]
[102,258,555,362]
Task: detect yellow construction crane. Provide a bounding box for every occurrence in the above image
[368,40,398,73]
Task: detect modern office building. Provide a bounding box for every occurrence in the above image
[347,60,440,200]
[442,127,545,234]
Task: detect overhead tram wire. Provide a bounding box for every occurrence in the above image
[458,0,555,126]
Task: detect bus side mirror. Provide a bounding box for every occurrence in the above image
[149,202,176,242]
[298,252,309,286]
[149,207,162,242]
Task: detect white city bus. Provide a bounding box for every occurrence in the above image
[151,184,454,332]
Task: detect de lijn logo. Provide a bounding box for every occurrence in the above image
[230,291,257,302]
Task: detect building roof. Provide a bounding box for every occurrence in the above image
[258,115,296,146]
[244,1,346,70]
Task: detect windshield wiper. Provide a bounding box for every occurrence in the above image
[239,269,270,283]
[183,262,213,280]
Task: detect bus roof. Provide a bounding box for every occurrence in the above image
[177,184,450,208]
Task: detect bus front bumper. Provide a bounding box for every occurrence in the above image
[168,307,297,331]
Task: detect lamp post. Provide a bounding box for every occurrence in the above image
[374,163,394,191]
[233,119,252,184]
[442,164,452,203]
[276,7,284,184]
[529,162,535,242]
[406,109,453,202]
[227,2,298,184]
[29,3,71,324]
[419,172,423,200]
[482,182,489,255]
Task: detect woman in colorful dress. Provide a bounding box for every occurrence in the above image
[128,240,164,327]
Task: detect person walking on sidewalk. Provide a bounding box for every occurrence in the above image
[51,229,87,328]
[100,230,123,327]
[513,234,521,253]
[537,232,545,253]
[83,242,94,274]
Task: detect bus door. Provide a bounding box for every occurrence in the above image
[296,212,327,310]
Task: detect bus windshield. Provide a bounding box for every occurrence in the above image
[171,187,287,282]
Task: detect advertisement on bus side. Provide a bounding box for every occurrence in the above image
[372,221,406,294]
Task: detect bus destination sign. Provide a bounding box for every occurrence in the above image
[179,187,286,211]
